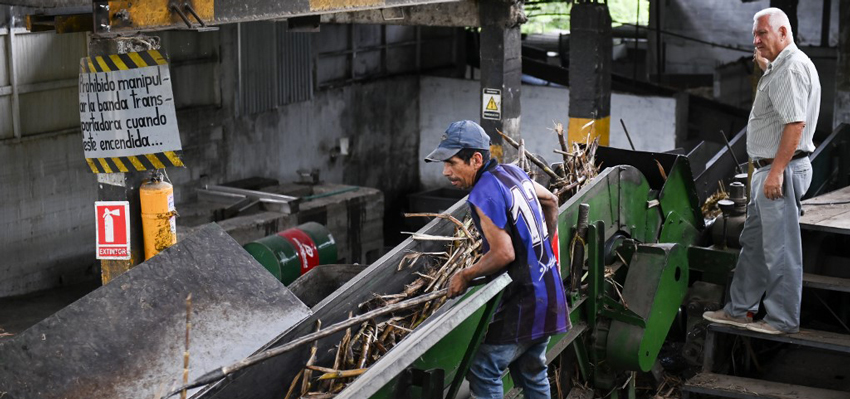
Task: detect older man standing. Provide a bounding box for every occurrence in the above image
[704,8,820,334]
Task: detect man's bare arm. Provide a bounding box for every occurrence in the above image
[532,180,559,239]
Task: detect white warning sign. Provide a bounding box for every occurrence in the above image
[482,88,501,120]
[79,51,182,160]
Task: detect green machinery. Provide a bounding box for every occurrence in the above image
[552,146,711,397]
[194,147,732,399]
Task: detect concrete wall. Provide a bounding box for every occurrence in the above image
[0,79,421,298]
[653,0,839,75]
[419,76,677,188]
[0,135,97,295]
[225,76,421,230]
[0,22,429,298]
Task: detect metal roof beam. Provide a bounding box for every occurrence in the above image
[99,0,464,34]
[321,1,479,27]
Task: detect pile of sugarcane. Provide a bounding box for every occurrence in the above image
[497,123,600,205]
[283,214,481,399]
[701,181,729,219]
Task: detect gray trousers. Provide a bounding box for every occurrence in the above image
[724,157,812,333]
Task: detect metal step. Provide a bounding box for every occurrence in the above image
[707,324,850,354]
[803,272,850,293]
[682,372,850,399]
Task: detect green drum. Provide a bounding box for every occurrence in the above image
[293,222,337,265]
[243,234,301,285]
[244,222,338,285]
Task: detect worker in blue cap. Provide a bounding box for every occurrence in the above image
[425,120,569,399]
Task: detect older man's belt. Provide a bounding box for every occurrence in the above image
[753,151,810,169]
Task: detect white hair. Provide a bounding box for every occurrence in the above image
[754,7,794,40]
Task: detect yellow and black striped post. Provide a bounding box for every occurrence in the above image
[80,49,185,174]
[568,2,612,147]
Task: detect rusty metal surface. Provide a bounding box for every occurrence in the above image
[0,223,311,399]
[108,0,213,31]
[321,1,479,26]
[215,0,461,28]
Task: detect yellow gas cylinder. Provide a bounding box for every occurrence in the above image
[140,175,177,260]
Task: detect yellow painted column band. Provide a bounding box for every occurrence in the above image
[489,144,504,164]
[568,116,610,147]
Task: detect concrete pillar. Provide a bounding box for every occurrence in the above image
[88,36,159,284]
[770,0,799,43]
[479,0,523,162]
[568,2,612,146]
[835,0,850,127]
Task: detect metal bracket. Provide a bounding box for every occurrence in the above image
[199,185,300,214]
[599,297,646,328]
[93,0,110,34]
[170,2,218,31]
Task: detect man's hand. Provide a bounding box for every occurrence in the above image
[764,170,785,200]
[754,49,769,71]
[448,270,470,298]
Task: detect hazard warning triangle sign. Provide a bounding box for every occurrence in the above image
[482,88,501,120]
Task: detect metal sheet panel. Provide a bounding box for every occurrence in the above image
[0,223,311,399]
[386,25,415,43]
[277,28,313,105]
[386,45,415,73]
[240,21,278,115]
[0,34,8,87]
[13,31,86,85]
[159,30,221,62]
[354,49,381,77]
[357,24,382,47]
[157,30,222,109]
[172,62,221,108]
[19,86,77,136]
[317,54,349,86]
[0,96,12,139]
[316,23,350,53]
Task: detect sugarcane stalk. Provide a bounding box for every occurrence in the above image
[317,368,368,381]
[166,289,450,397]
[554,122,570,163]
[301,320,322,395]
[356,328,373,369]
[404,213,473,240]
[181,294,192,399]
[284,369,304,399]
[496,129,560,180]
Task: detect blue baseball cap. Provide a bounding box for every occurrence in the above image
[425,120,492,163]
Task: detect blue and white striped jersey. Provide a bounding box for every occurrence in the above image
[468,161,570,344]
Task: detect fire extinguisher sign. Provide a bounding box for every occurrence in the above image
[95,201,131,260]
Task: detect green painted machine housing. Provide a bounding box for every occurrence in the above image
[557,147,703,377]
[606,243,689,371]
